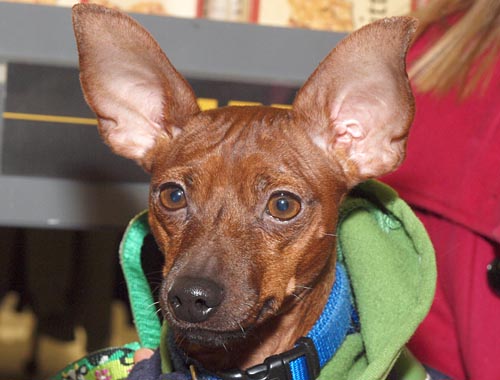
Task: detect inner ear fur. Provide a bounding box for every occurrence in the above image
[293,17,418,187]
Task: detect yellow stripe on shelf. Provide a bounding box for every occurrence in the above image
[2,102,292,125]
[3,112,98,125]
[227,100,263,107]
[197,98,219,111]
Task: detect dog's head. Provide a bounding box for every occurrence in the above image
[73,4,416,348]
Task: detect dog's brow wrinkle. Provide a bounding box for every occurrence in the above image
[215,207,225,223]
[219,114,247,144]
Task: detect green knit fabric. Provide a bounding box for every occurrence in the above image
[120,210,162,349]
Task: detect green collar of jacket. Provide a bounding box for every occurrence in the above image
[317,180,436,380]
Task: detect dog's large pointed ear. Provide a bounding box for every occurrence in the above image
[72,4,200,172]
[293,17,417,187]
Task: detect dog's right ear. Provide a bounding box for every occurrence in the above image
[72,4,200,172]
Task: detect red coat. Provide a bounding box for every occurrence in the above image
[383,19,500,380]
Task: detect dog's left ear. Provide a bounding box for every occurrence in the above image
[293,17,417,188]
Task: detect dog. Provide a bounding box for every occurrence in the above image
[72,4,416,377]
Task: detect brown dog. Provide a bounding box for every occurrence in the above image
[72,4,416,375]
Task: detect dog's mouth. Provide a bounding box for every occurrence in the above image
[171,325,250,347]
[162,296,278,347]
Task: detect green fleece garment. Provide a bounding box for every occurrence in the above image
[318,180,436,380]
[125,180,437,380]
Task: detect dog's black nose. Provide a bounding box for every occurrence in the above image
[168,277,224,323]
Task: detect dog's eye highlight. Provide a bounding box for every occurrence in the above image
[159,184,187,210]
[266,192,301,221]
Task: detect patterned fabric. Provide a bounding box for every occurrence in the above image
[50,343,140,380]
[127,349,196,380]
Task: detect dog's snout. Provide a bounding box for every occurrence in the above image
[168,277,224,323]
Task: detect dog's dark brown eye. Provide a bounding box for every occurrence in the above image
[160,184,187,210]
[266,192,301,221]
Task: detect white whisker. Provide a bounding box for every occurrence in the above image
[237,321,246,335]
[147,301,161,309]
[295,285,313,290]
[291,292,305,301]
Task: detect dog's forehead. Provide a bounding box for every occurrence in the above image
[170,106,307,166]
[153,105,333,191]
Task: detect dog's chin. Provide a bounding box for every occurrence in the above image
[173,326,251,347]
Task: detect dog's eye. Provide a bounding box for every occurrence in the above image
[159,184,187,210]
[266,192,301,221]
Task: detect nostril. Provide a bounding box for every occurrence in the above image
[195,298,207,310]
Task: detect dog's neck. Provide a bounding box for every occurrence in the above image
[177,263,336,372]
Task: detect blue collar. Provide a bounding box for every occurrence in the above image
[168,263,357,380]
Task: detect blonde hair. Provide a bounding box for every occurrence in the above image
[409,0,500,98]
